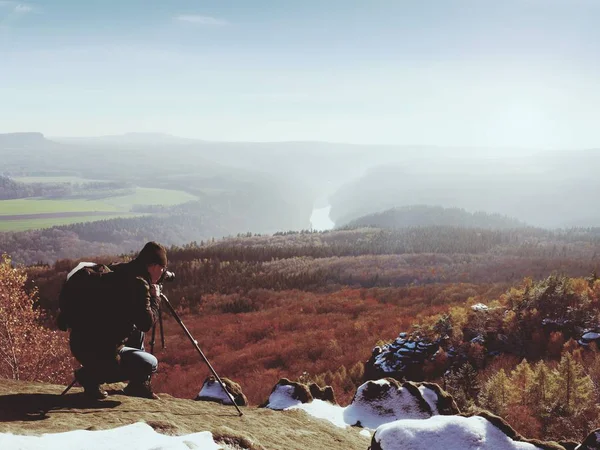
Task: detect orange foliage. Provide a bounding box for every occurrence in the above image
[547,332,565,359]
[151,287,464,405]
[0,255,72,383]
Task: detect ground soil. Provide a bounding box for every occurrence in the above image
[0,379,370,450]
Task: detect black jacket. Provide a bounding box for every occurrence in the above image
[69,260,160,367]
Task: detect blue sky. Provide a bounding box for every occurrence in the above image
[1,0,599,148]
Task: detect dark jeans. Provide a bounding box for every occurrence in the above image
[75,329,158,385]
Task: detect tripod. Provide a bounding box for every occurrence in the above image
[62,293,243,417]
[156,293,243,416]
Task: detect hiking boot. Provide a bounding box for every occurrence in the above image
[123,380,160,400]
[83,384,109,400]
[75,368,108,400]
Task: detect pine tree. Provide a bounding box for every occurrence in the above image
[446,363,480,410]
[530,360,553,414]
[478,368,510,416]
[509,359,534,406]
[552,352,594,415]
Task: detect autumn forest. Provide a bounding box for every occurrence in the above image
[2,222,600,443]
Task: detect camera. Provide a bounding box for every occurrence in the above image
[159,270,175,284]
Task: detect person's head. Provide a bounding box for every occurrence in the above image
[134,241,167,283]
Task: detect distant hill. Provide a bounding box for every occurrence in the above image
[0,132,54,148]
[328,150,600,229]
[343,205,528,230]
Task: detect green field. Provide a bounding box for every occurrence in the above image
[0,214,146,232]
[0,187,198,232]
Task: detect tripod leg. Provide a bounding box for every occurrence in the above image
[150,323,157,354]
[159,306,166,349]
[61,378,78,396]
[160,294,243,416]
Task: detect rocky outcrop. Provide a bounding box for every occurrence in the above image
[308,382,336,404]
[195,376,248,406]
[261,378,337,409]
[344,378,457,430]
[368,411,567,450]
[261,378,313,410]
[418,381,459,415]
[364,333,441,381]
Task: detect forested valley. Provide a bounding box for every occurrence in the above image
[3,223,600,442]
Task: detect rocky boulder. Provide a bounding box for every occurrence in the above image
[261,378,314,410]
[308,382,336,404]
[195,376,248,406]
[364,333,441,381]
[369,410,566,450]
[344,378,458,429]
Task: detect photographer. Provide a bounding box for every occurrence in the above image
[69,241,168,400]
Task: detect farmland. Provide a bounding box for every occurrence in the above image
[0,185,198,232]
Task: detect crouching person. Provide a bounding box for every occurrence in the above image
[67,241,168,400]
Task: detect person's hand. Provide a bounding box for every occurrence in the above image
[150,283,161,298]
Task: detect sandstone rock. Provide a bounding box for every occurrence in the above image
[369,412,566,450]
[195,376,248,406]
[344,378,438,429]
[261,378,313,410]
[308,382,336,404]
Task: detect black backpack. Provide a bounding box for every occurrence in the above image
[57,263,120,332]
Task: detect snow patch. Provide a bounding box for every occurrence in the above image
[343,379,431,429]
[289,399,347,428]
[418,385,439,415]
[0,422,219,450]
[372,415,543,450]
[197,379,233,405]
[471,303,489,311]
[266,384,302,410]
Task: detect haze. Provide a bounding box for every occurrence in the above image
[1,0,599,149]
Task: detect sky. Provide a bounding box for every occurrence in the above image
[1,0,599,148]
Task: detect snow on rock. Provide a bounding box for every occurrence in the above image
[579,330,600,347]
[360,429,373,438]
[370,415,545,450]
[308,382,336,404]
[365,333,441,381]
[195,376,248,406]
[418,384,440,415]
[0,422,219,450]
[263,378,312,410]
[471,303,489,311]
[343,378,441,429]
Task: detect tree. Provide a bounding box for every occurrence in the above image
[478,368,510,416]
[509,359,534,406]
[445,363,480,410]
[0,254,71,382]
[552,352,594,415]
[529,360,553,415]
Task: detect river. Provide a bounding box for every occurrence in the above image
[310,205,335,231]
